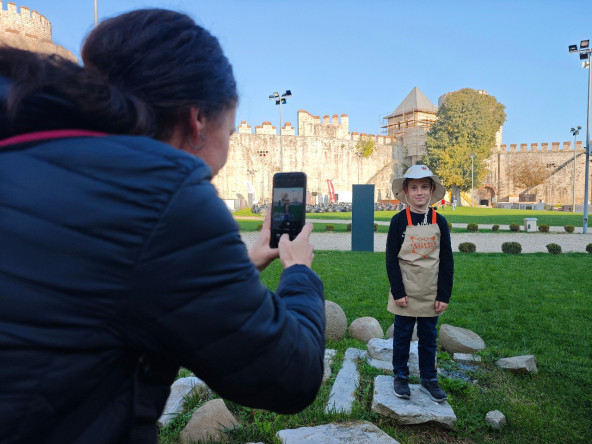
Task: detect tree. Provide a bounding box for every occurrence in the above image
[423,89,506,199]
[510,157,548,189]
[354,136,376,159]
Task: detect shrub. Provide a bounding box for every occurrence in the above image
[346,223,352,232]
[564,225,575,233]
[538,224,550,233]
[492,224,500,232]
[257,223,263,231]
[502,241,522,254]
[325,224,335,232]
[467,223,478,232]
[509,223,520,232]
[374,223,378,232]
[546,243,562,254]
[447,222,452,232]
[587,243,592,253]
[458,242,476,253]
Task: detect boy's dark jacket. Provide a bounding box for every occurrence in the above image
[0,78,325,443]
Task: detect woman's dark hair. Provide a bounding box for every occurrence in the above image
[0,9,237,141]
[82,8,238,140]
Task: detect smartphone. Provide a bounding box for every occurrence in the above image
[269,172,307,248]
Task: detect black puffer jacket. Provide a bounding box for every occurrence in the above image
[0,129,325,443]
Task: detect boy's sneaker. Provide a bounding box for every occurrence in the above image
[420,379,447,402]
[393,376,410,399]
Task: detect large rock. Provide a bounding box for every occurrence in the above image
[439,324,485,353]
[372,375,456,430]
[277,421,399,444]
[179,398,239,444]
[349,317,384,343]
[158,377,206,427]
[485,410,507,430]
[325,348,367,413]
[325,300,347,341]
[323,349,337,383]
[496,355,538,374]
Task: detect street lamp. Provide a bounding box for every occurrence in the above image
[470,153,476,207]
[268,90,292,172]
[569,40,591,233]
[570,126,582,212]
[94,0,98,27]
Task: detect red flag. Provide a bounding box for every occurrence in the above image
[326,179,336,203]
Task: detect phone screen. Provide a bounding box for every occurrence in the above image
[269,172,306,248]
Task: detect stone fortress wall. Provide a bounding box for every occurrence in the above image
[213,110,401,204]
[0,2,76,62]
[486,141,589,205]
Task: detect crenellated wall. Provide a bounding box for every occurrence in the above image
[487,141,589,205]
[213,110,400,203]
[0,2,77,62]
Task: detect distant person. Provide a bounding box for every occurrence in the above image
[386,165,454,403]
[452,196,457,211]
[0,9,325,443]
[283,193,291,221]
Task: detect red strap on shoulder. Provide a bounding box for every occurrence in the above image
[405,207,413,226]
[432,209,437,224]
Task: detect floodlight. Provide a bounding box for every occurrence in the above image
[580,52,589,60]
[284,90,292,96]
[269,94,274,99]
[569,44,578,53]
[580,40,589,49]
[571,127,576,132]
[273,92,279,98]
[281,98,286,104]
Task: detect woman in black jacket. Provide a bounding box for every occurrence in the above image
[0,9,325,443]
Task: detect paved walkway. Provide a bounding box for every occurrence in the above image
[239,222,592,253]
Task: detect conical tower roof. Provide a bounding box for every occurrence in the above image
[391,87,437,116]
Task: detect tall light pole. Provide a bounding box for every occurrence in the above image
[269,90,292,172]
[470,153,476,207]
[94,0,98,27]
[569,40,591,233]
[570,126,581,212]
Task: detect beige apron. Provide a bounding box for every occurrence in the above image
[387,207,441,317]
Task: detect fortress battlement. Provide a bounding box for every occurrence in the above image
[0,2,51,40]
[494,140,585,153]
[236,110,393,144]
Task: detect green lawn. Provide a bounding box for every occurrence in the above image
[159,252,592,444]
[234,206,591,227]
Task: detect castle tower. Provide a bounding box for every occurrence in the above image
[382,87,438,165]
[0,2,77,62]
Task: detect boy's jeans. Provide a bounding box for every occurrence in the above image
[392,315,438,381]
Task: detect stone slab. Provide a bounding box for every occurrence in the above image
[158,376,206,427]
[277,421,399,444]
[323,349,337,383]
[371,375,456,430]
[325,348,367,413]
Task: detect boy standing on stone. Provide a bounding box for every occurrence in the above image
[386,165,454,402]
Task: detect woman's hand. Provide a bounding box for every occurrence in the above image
[248,211,279,271]
[278,222,314,269]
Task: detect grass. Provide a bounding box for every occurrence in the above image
[305,206,592,227]
[158,252,592,444]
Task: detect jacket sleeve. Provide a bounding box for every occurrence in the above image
[125,166,325,414]
[386,212,406,300]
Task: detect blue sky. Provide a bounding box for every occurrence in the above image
[11,0,592,145]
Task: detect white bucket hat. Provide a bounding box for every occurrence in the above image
[392,165,446,205]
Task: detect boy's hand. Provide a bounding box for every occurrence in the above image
[395,296,408,307]
[435,301,448,314]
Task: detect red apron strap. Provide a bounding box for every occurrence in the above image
[432,209,437,224]
[405,207,413,226]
